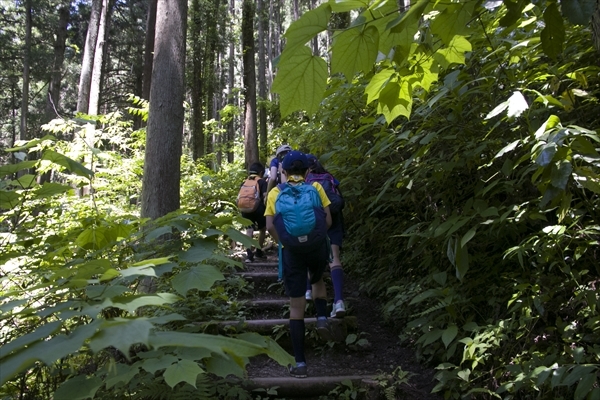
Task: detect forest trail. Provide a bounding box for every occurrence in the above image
[232,246,443,399]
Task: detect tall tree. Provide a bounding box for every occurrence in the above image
[241,0,258,167]
[190,0,205,161]
[226,0,236,163]
[142,0,158,101]
[87,0,109,116]
[45,4,70,123]
[20,0,32,142]
[77,0,102,114]
[141,0,188,219]
[257,0,267,162]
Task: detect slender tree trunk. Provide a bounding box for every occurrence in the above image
[226,0,235,163]
[310,0,318,55]
[142,0,158,101]
[45,5,69,123]
[20,0,32,142]
[88,0,109,116]
[77,0,102,114]
[242,0,258,167]
[190,0,204,161]
[141,0,188,220]
[293,0,299,20]
[257,0,267,162]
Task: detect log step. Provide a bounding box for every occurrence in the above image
[241,261,279,268]
[247,299,288,308]
[242,375,378,398]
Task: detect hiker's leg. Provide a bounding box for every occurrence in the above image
[311,278,328,318]
[258,227,266,249]
[330,244,344,302]
[290,297,307,362]
[283,249,308,364]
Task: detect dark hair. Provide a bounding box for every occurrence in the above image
[284,161,308,176]
[309,160,327,174]
[248,162,265,176]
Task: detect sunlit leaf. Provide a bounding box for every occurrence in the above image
[284,3,331,51]
[331,25,379,81]
[442,325,458,348]
[507,91,529,118]
[172,265,224,296]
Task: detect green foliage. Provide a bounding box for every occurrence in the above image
[0,116,292,399]
[282,3,600,398]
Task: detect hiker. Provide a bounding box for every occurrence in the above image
[304,155,347,318]
[264,150,334,378]
[266,144,292,195]
[237,162,268,262]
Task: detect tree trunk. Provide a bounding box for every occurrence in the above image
[20,0,32,142]
[45,5,69,123]
[226,0,235,163]
[257,0,267,162]
[77,0,102,114]
[141,0,188,220]
[142,0,158,101]
[88,0,109,116]
[310,0,318,55]
[242,0,258,168]
[190,0,204,161]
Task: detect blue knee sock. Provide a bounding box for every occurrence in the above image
[289,319,305,363]
[314,298,327,318]
[331,266,344,303]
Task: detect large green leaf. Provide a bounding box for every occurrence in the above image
[433,35,472,69]
[35,182,73,198]
[0,321,62,358]
[41,150,94,178]
[389,0,430,34]
[284,3,331,52]
[378,79,413,123]
[551,160,573,190]
[561,0,595,25]
[430,3,474,45]
[205,353,246,378]
[53,375,103,400]
[365,67,395,104]
[0,160,38,178]
[499,0,528,27]
[89,318,154,357]
[110,293,181,313]
[0,190,21,209]
[541,3,565,60]
[172,265,224,296]
[332,25,379,81]
[163,359,204,388]
[329,0,370,12]
[272,46,328,117]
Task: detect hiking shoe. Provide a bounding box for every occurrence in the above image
[315,318,334,342]
[330,300,346,318]
[245,248,254,263]
[305,290,312,301]
[288,364,307,378]
[255,249,266,259]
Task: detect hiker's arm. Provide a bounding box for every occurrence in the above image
[266,215,279,242]
[324,206,332,229]
[266,166,278,193]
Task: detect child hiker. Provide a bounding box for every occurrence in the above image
[264,150,334,378]
[236,162,268,262]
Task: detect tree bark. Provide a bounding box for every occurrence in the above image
[190,0,204,161]
[141,0,188,220]
[226,0,235,163]
[77,0,102,114]
[20,0,32,142]
[242,0,258,168]
[142,0,158,101]
[45,5,70,123]
[88,0,109,116]
[257,0,267,162]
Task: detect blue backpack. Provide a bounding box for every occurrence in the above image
[273,182,328,252]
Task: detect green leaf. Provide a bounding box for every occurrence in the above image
[389,0,430,34]
[236,332,295,366]
[575,370,597,400]
[163,359,203,388]
[0,190,21,210]
[110,293,181,313]
[535,143,557,166]
[430,3,474,46]
[179,239,218,263]
[35,182,73,198]
[149,331,267,359]
[0,160,38,178]
[457,368,471,382]
[378,79,413,123]
[331,25,379,81]
[10,174,37,189]
[284,3,331,52]
[365,67,395,105]
[89,318,154,356]
[223,228,254,249]
[139,354,179,373]
[329,0,370,12]
[172,265,224,296]
[561,0,595,25]
[455,242,469,281]
[442,325,458,348]
[272,46,328,117]
[0,321,62,358]
[41,150,94,178]
[461,228,476,248]
[205,353,246,378]
[541,3,565,60]
[551,160,573,190]
[499,0,527,27]
[494,140,520,158]
[105,363,141,389]
[433,35,472,69]
[54,375,103,400]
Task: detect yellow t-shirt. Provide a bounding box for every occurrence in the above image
[264,176,331,216]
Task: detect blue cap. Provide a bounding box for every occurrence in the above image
[282,150,309,170]
[305,154,318,167]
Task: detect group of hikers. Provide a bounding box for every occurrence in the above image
[235,145,346,378]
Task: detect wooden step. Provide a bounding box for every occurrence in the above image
[235,271,279,282]
[241,261,279,268]
[198,316,356,341]
[241,375,378,397]
[247,298,288,307]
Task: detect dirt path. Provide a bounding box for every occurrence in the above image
[238,246,442,399]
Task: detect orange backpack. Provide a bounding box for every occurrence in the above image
[237,176,261,213]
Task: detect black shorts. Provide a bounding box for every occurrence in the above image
[328,212,344,247]
[282,241,328,298]
[241,205,266,230]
